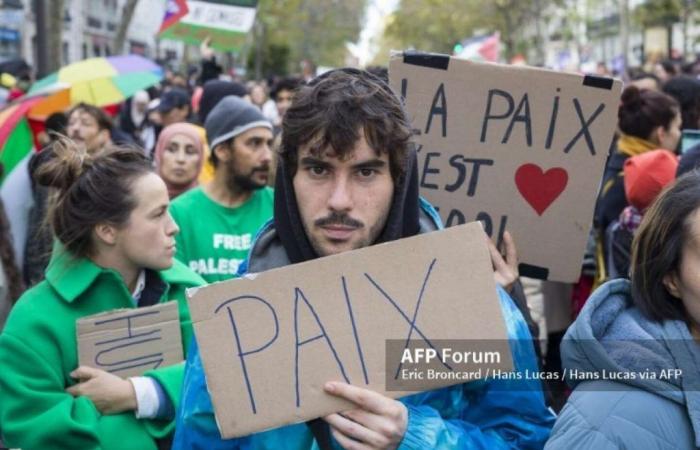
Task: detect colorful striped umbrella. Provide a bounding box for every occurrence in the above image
[27,55,163,107]
[0,55,162,184]
[0,97,44,183]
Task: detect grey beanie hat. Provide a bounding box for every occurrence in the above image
[205,95,272,149]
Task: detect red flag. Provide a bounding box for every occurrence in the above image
[454,32,501,62]
[158,0,189,34]
[478,32,500,63]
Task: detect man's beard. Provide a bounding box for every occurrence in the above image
[225,159,269,193]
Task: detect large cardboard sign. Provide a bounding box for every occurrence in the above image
[389,52,622,282]
[188,223,513,438]
[77,302,183,378]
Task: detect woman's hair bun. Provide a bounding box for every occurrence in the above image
[34,137,92,192]
[620,85,643,111]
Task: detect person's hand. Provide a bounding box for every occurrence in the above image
[200,36,215,60]
[148,109,161,125]
[66,366,137,415]
[487,230,519,293]
[323,382,407,450]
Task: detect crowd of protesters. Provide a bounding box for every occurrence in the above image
[0,41,699,449]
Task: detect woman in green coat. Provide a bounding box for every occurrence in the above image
[0,142,205,450]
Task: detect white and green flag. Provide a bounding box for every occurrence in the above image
[159,0,258,51]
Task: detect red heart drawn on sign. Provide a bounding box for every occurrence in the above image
[514,164,569,216]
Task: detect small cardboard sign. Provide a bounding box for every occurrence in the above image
[389,52,622,282]
[77,301,183,378]
[188,222,513,439]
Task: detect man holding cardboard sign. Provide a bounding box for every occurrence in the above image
[174,68,554,449]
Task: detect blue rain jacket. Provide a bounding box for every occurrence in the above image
[545,279,700,449]
[173,201,554,449]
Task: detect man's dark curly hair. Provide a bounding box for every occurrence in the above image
[280,68,412,184]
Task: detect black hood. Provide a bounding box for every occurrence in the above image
[272,144,421,264]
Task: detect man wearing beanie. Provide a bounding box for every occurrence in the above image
[191,81,250,185]
[198,80,248,125]
[169,95,274,283]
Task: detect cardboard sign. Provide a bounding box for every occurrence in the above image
[77,302,183,378]
[389,52,622,282]
[188,222,513,439]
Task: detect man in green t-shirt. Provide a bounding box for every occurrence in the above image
[169,96,274,283]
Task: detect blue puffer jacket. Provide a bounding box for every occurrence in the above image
[173,201,555,449]
[546,279,700,449]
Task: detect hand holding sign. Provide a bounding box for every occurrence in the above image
[323,382,407,450]
[487,230,518,292]
[66,366,137,415]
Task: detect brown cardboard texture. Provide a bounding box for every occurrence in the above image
[389,52,622,282]
[77,301,183,378]
[188,222,513,439]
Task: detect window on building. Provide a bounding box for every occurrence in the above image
[87,16,102,29]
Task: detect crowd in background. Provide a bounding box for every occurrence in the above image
[0,42,700,448]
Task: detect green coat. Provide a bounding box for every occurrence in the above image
[0,251,205,450]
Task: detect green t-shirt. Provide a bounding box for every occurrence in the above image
[170,186,274,283]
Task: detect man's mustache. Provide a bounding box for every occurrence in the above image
[315,212,363,229]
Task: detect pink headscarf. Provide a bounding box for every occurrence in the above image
[154,123,205,199]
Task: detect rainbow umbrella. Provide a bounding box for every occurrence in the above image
[0,96,45,183]
[0,55,163,184]
[27,55,163,107]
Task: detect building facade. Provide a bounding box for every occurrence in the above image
[523,0,700,73]
[0,0,185,67]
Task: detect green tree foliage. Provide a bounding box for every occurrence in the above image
[631,0,700,56]
[633,0,682,27]
[250,0,366,73]
[381,0,557,62]
[485,0,539,60]
[383,0,480,54]
[246,43,291,77]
